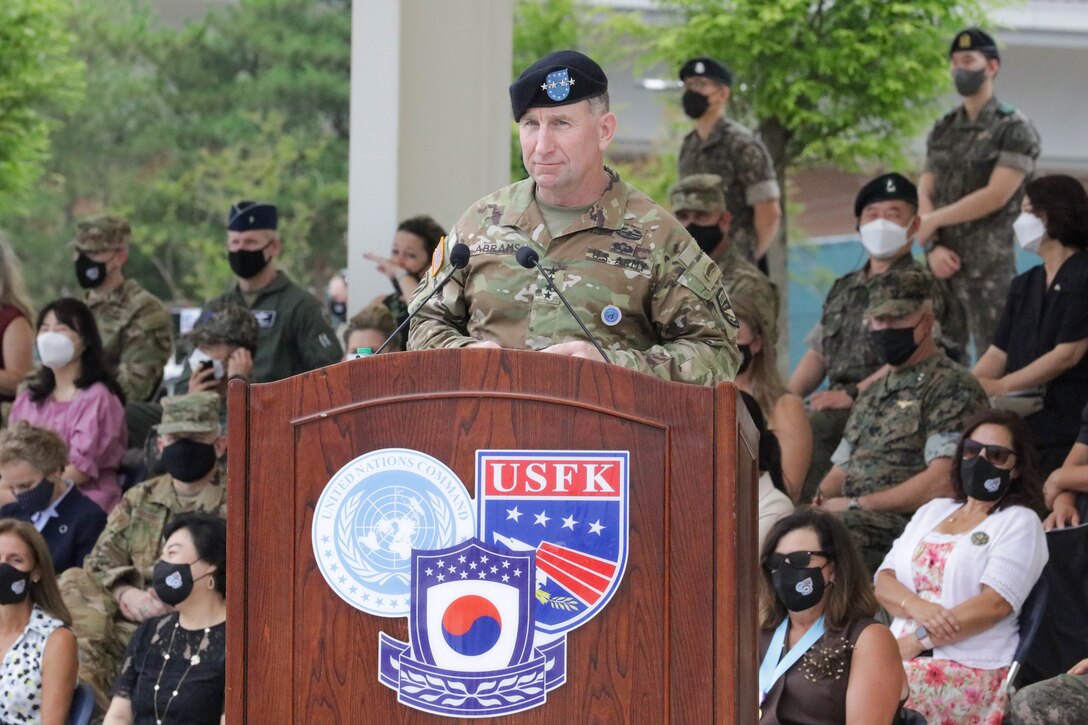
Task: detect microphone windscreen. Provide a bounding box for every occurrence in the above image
[449,243,470,269]
[515,246,540,269]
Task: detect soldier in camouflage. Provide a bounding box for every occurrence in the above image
[677,57,781,264]
[409,50,740,385]
[58,392,226,707]
[668,173,779,346]
[918,28,1041,355]
[72,215,173,403]
[814,267,988,573]
[1007,659,1088,725]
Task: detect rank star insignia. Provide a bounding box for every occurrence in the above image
[540,82,548,91]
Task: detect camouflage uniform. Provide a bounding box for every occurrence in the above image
[408,167,741,385]
[58,393,226,705]
[74,216,173,403]
[678,117,780,262]
[1006,673,1088,724]
[924,96,1040,353]
[833,271,988,573]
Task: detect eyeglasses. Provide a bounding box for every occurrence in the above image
[765,550,830,572]
[962,438,1015,467]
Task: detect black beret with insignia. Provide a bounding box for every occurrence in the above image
[509,50,608,121]
[854,173,918,218]
[227,200,278,231]
[950,28,999,61]
[679,57,732,87]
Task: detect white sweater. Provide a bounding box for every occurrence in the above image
[877,497,1048,669]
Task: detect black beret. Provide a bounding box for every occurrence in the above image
[950,28,999,60]
[227,200,278,231]
[679,57,732,87]
[509,50,608,121]
[854,173,918,217]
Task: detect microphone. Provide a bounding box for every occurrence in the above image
[515,246,610,364]
[372,242,470,355]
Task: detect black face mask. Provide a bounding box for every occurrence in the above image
[161,439,218,483]
[0,563,31,605]
[228,245,270,279]
[960,456,1012,502]
[329,300,347,320]
[772,565,826,612]
[75,252,108,289]
[953,67,986,96]
[870,325,919,366]
[15,479,54,515]
[682,89,710,120]
[738,344,753,375]
[153,560,195,606]
[685,222,724,254]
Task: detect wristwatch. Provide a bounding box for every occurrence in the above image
[848,497,862,511]
[914,625,934,650]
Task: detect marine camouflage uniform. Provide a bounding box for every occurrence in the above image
[679,117,780,262]
[1006,672,1088,724]
[408,167,741,385]
[924,96,1040,353]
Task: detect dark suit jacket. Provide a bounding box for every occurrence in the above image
[0,486,107,573]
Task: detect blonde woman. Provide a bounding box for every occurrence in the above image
[0,233,34,401]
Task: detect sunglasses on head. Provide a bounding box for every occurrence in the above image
[765,550,829,572]
[962,438,1015,467]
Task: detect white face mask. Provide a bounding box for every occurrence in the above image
[859,218,911,259]
[1013,212,1045,254]
[37,332,76,369]
[188,348,225,381]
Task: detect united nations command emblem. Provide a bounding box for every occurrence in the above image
[312,448,476,617]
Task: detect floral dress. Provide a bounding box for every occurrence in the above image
[901,532,1009,725]
[0,605,66,725]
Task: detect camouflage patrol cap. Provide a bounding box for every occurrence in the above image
[71,214,131,252]
[866,267,931,319]
[157,392,220,435]
[950,28,999,61]
[669,174,726,214]
[187,300,259,353]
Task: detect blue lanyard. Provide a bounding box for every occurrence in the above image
[758,615,827,705]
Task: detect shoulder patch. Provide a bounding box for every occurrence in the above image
[997,103,1016,116]
[430,235,447,278]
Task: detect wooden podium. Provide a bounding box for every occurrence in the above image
[226,348,758,723]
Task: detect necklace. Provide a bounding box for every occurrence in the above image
[152,619,210,725]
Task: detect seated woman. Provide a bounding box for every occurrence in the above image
[10,298,127,513]
[758,508,903,724]
[1043,398,1088,529]
[364,215,445,349]
[739,391,794,550]
[875,409,1049,724]
[0,518,78,725]
[0,234,35,406]
[974,175,1088,475]
[734,297,812,501]
[105,512,226,725]
[0,423,106,572]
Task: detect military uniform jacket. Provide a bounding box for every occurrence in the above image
[408,168,741,385]
[841,351,987,498]
[717,245,779,343]
[679,117,780,260]
[212,271,342,383]
[925,96,1040,271]
[86,279,173,402]
[82,470,227,593]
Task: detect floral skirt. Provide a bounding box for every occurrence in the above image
[904,657,1008,725]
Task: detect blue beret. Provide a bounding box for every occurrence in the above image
[679,57,732,87]
[950,28,999,60]
[509,50,608,121]
[854,173,918,217]
[227,200,278,231]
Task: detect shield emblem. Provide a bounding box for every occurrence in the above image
[477,450,629,635]
[545,69,572,102]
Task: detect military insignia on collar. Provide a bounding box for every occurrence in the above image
[971,531,990,546]
[545,68,573,102]
[430,235,446,278]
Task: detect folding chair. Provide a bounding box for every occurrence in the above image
[1004,576,1049,695]
[68,680,95,725]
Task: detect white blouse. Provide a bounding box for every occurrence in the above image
[0,605,65,725]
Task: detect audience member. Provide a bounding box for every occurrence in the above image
[342,304,399,358]
[0,234,35,406]
[59,393,226,707]
[918,27,1041,356]
[974,175,1088,475]
[104,512,226,725]
[791,173,948,501]
[1043,398,1088,529]
[669,173,780,344]
[677,56,781,265]
[813,267,988,573]
[187,300,260,398]
[0,518,78,725]
[733,297,810,499]
[739,392,794,550]
[325,270,348,328]
[1007,656,1088,725]
[875,409,1048,724]
[0,423,106,573]
[757,509,903,724]
[10,298,127,513]
[210,200,341,383]
[71,215,173,403]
